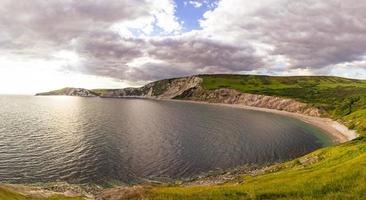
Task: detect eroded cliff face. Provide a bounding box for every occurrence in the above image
[153,76,203,99]
[178,87,321,117]
[98,76,203,99]
[100,76,321,117]
[37,76,322,117]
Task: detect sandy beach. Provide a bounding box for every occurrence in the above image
[167,99,358,144]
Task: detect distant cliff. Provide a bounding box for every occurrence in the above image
[36,87,98,97]
[94,76,202,99]
[36,76,322,117]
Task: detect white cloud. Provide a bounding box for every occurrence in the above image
[198,0,366,78]
[1,0,366,94]
[189,1,203,8]
[112,0,182,38]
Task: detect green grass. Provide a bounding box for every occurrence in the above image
[200,74,366,135]
[139,75,366,199]
[0,187,24,200]
[0,186,84,200]
[146,137,366,199]
[22,75,366,199]
[344,109,366,133]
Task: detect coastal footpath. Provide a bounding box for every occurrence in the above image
[22,74,366,199]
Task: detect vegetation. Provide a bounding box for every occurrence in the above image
[16,75,366,199]
[140,75,366,199]
[145,137,366,199]
[200,74,366,135]
[0,185,83,200]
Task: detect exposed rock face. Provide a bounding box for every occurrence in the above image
[154,76,203,99]
[180,87,321,117]
[36,87,97,97]
[100,76,321,117]
[98,76,202,99]
[37,76,321,117]
[96,87,149,98]
[63,88,97,97]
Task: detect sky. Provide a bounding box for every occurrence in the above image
[1,0,366,94]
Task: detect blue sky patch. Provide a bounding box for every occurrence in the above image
[175,0,218,31]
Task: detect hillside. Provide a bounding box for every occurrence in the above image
[198,75,366,135]
[0,184,83,200]
[32,74,366,199]
[92,74,366,135]
[141,137,366,199]
[142,75,366,199]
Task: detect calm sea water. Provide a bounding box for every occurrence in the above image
[0,96,331,184]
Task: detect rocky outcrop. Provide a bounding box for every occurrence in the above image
[153,76,202,99]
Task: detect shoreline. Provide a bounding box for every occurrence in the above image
[0,96,360,198]
[166,99,358,143]
[34,95,358,143]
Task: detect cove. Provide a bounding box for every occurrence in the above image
[0,96,332,184]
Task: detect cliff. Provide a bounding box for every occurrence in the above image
[95,76,321,116]
[177,87,321,116]
[94,76,202,99]
[37,76,323,117]
[27,74,366,199]
[36,87,98,97]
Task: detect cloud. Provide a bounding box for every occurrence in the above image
[0,0,188,82]
[118,35,264,81]
[0,0,182,53]
[189,1,203,8]
[1,0,366,91]
[185,0,219,9]
[199,0,366,73]
[0,0,148,47]
[67,32,264,82]
[148,36,263,72]
[254,0,366,68]
[113,0,182,37]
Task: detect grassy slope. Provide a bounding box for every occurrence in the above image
[145,75,366,199]
[200,75,366,134]
[147,138,366,200]
[0,186,83,200]
[10,75,366,199]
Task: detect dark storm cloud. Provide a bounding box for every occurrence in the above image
[247,0,366,68]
